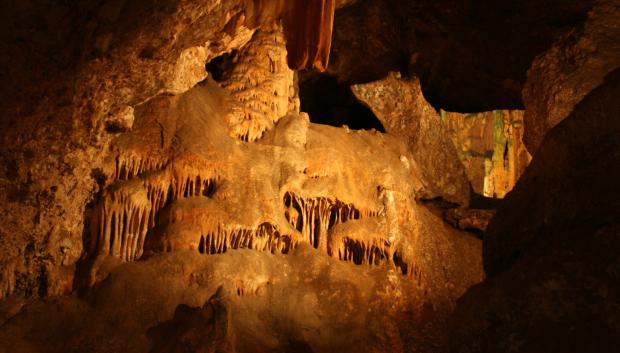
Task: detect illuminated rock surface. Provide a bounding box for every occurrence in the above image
[351,72,470,206]
[0,0,618,352]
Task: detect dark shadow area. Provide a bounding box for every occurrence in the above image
[205,50,238,82]
[299,72,386,132]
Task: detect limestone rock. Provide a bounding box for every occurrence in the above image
[0,0,257,302]
[1,73,482,353]
[352,72,470,206]
[523,0,620,152]
[219,27,299,142]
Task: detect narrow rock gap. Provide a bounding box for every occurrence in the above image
[205,50,239,82]
[298,72,386,132]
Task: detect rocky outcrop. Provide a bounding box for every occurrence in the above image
[523,0,620,152]
[449,67,620,353]
[352,72,470,206]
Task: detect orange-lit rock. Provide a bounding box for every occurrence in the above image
[351,72,470,205]
[219,26,299,142]
[2,76,483,353]
[1,0,617,352]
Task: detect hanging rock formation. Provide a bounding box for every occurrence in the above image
[1,71,483,353]
[218,27,299,142]
[0,0,339,302]
[282,0,335,71]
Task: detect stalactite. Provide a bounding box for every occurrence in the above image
[195,222,294,256]
[110,154,168,181]
[91,181,412,278]
[282,191,376,252]
[282,0,335,71]
[336,237,390,266]
[90,170,219,262]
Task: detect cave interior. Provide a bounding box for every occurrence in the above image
[0,0,619,352]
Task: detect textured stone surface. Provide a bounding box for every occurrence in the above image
[0,0,342,302]
[0,0,260,302]
[1,76,483,353]
[1,0,617,351]
[219,27,299,142]
[352,72,470,206]
[449,68,620,353]
[523,0,620,152]
[1,234,480,352]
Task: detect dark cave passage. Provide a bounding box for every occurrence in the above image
[205,50,238,82]
[298,73,386,132]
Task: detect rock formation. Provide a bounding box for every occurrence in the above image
[0,5,483,351]
[0,70,483,353]
[0,0,618,352]
[351,72,470,206]
[522,0,620,152]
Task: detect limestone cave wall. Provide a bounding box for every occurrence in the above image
[0,0,619,352]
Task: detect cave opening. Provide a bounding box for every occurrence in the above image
[298,72,386,132]
[205,50,238,82]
